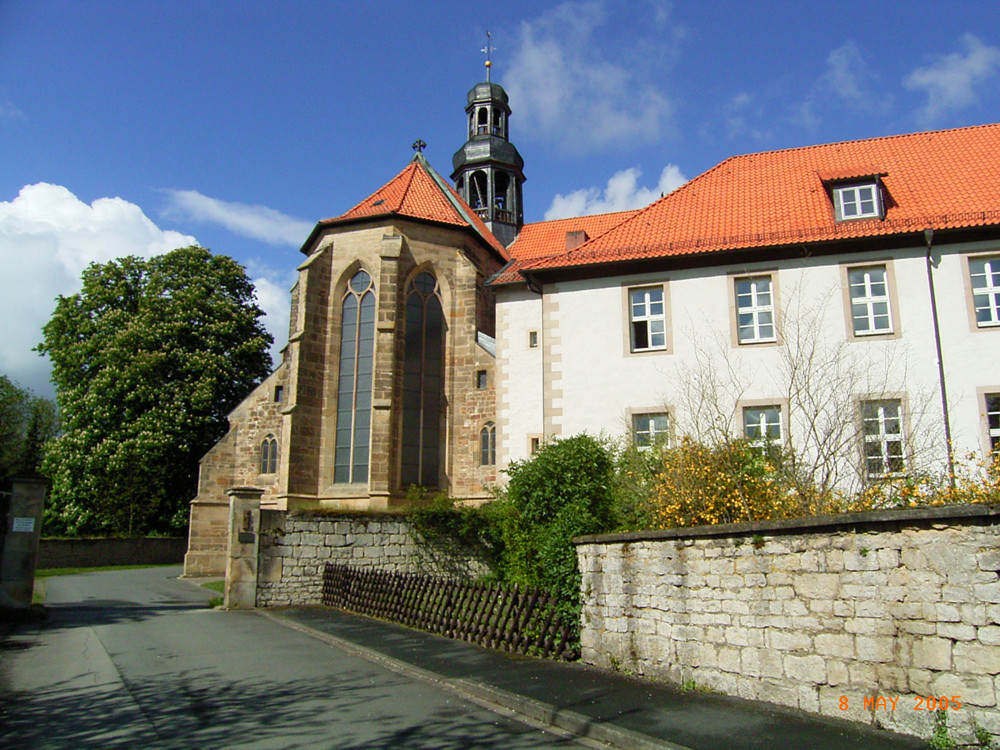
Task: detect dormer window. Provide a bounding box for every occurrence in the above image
[833,182,882,221]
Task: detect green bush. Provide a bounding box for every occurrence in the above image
[497,434,617,623]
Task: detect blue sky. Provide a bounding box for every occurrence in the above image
[2,1,999,399]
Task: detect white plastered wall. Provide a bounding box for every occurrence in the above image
[495,239,1000,489]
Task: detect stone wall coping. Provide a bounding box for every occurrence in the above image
[573,502,1000,545]
[227,486,266,498]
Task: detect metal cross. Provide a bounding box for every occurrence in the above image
[412,139,426,153]
[481,31,494,82]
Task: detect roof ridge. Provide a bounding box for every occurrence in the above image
[526,208,640,229]
[397,158,421,210]
[725,121,1000,162]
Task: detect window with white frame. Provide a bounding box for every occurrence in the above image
[632,413,670,448]
[743,406,782,445]
[987,394,1000,458]
[848,265,893,335]
[735,276,776,344]
[834,183,881,220]
[970,256,1000,328]
[861,400,905,478]
[629,286,667,352]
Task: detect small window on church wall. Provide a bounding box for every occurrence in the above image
[480,423,496,466]
[334,269,376,484]
[260,435,278,474]
[274,385,284,403]
[476,370,487,389]
[401,272,445,488]
[528,331,538,348]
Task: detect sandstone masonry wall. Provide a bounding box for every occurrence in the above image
[576,506,1000,744]
[256,512,493,607]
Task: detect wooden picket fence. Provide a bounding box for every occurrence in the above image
[321,563,579,661]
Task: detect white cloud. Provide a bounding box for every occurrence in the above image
[250,273,293,367]
[0,97,25,121]
[904,34,1000,122]
[0,183,197,397]
[0,183,294,398]
[502,1,674,152]
[163,189,313,247]
[791,42,891,129]
[544,164,687,220]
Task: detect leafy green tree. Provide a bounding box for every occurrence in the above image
[0,375,59,489]
[37,246,273,536]
[0,374,30,482]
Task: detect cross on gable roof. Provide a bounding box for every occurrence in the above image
[310,153,509,260]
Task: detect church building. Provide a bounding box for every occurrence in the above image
[184,70,1000,577]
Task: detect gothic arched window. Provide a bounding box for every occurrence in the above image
[260,435,278,474]
[401,272,445,487]
[480,423,496,466]
[334,269,375,484]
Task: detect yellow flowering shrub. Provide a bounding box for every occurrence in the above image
[646,439,1000,531]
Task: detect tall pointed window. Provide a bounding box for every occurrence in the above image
[334,270,375,484]
[480,422,496,466]
[260,435,278,474]
[401,272,445,487]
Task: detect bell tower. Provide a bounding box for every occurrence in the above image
[451,33,525,248]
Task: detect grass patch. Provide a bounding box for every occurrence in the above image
[35,563,177,578]
[201,580,224,593]
[32,579,46,605]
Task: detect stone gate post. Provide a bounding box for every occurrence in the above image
[0,475,49,611]
[224,486,264,609]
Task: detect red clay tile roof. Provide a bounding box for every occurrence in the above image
[521,123,1000,275]
[492,210,638,284]
[319,154,508,259]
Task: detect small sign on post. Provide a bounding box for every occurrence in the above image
[12,517,35,533]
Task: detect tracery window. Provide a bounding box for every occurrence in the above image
[334,269,375,484]
[401,272,445,487]
[480,422,496,466]
[259,435,278,474]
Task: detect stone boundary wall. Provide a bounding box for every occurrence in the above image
[38,537,187,569]
[575,505,1000,744]
[256,512,493,607]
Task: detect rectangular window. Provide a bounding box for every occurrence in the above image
[970,256,1000,327]
[529,436,541,455]
[835,183,880,220]
[848,265,893,335]
[476,370,488,389]
[735,276,776,344]
[743,406,782,445]
[629,286,667,352]
[987,394,1000,457]
[862,400,905,478]
[528,330,539,348]
[632,413,670,448]
[274,385,284,402]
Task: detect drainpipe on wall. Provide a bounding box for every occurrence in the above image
[924,228,956,489]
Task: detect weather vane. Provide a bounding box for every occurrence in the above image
[412,139,426,153]
[481,31,494,83]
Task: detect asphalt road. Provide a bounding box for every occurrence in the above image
[0,567,595,749]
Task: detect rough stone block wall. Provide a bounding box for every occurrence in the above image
[577,506,1000,744]
[256,512,493,607]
